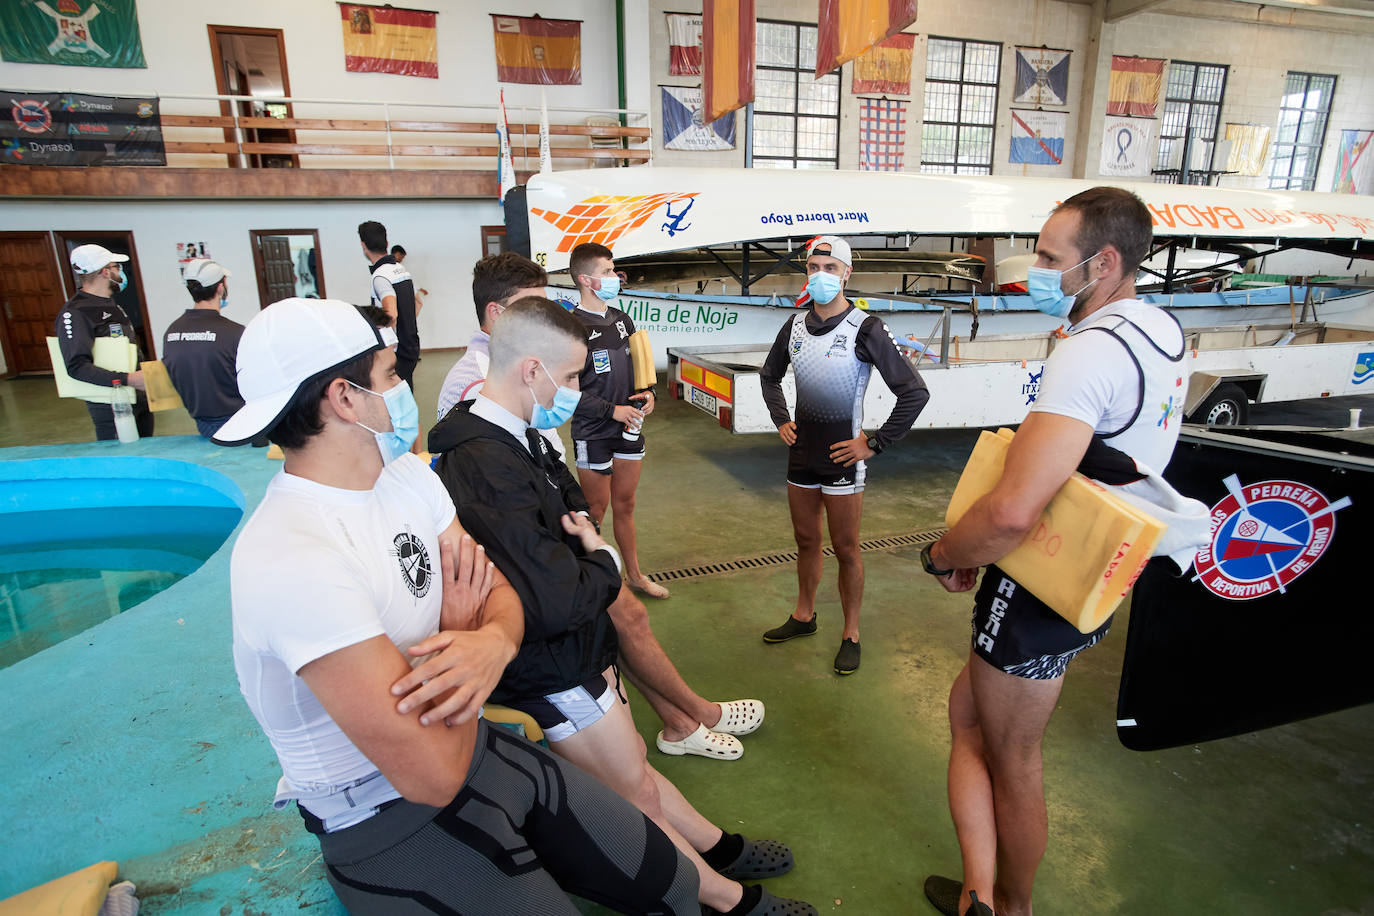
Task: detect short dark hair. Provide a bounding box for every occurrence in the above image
[569,242,613,289]
[390,244,406,257]
[488,297,586,372]
[1055,187,1154,275]
[267,305,389,450]
[358,221,388,254]
[472,252,549,325]
[186,278,221,303]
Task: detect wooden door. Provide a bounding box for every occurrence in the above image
[208,25,298,168]
[257,235,297,305]
[0,232,66,376]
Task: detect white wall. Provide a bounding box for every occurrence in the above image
[2,197,503,356]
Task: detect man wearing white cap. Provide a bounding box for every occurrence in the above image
[56,243,153,440]
[759,235,929,675]
[217,298,698,915]
[162,259,245,438]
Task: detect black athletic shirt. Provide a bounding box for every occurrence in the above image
[161,308,246,419]
[54,290,145,390]
[570,304,638,441]
[760,305,929,474]
[369,255,419,363]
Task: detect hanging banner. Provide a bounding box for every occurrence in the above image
[1117,430,1373,751]
[339,4,438,78]
[666,12,702,76]
[815,0,917,78]
[661,86,735,151]
[1,90,164,165]
[492,14,581,85]
[852,33,913,96]
[858,97,906,171]
[1222,123,1271,177]
[1106,56,1164,118]
[1009,108,1066,166]
[0,0,146,69]
[1098,116,1155,178]
[702,0,755,123]
[1013,47,1069,107]
[1334,129,1374,195]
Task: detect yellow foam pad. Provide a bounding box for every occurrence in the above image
[628,329,656,391]
[139,360,184,412]
[946,428,1166,633]
[0,861,117,916]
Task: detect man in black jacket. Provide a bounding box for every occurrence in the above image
[56,244,153,440]
[429,298,816,916]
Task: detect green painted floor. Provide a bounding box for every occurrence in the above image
[2,353,1372,915]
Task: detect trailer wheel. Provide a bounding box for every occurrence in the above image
[1190,383,1249,426]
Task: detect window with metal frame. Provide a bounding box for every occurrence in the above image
[753,20,840,170]
[1269,72,1336,191]
[1155,60,1228,184]
[920,36,1001,175]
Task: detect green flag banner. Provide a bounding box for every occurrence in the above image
[0,0,147,69]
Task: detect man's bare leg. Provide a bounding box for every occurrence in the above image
[945,659,997,912]
[963,653,1064,916]
[552,686,743,912]
[608,585,722,740]
[577,467,612,524]
[820,491,863,641]
[609,456,668,597]
[787,484,824,622]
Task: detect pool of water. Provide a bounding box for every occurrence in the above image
[0,457,243,668]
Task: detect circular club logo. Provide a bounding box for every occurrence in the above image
[1194,475,1349,601]
[392,531,433,598]
[11,99,53,135]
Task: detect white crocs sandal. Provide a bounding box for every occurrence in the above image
[714,699,765,736]
[655,724,743,760]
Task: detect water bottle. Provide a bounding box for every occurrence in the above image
[622,394,644,441]
[111,379,139,444]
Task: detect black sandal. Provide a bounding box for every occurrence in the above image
[718,837,794,880]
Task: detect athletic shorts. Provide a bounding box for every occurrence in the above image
[575,435,645,473]
[500,670,623,742]
[970,565,1110,680]
[787,453,866,496]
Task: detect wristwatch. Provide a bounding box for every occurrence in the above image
[920,542,953,577]
[865,434,883,455]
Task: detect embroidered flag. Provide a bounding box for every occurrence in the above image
[816,0,917,78]
[703,0,755,123]
[1107,56,1164,117]
[1009,109,1066,165]
[1099,116,1156,178]
[0,0,146,68]
[1334,129,1374,195]
[1223,123,1270,177]
[666,12,702,76]
[1013,47,1069,107]
[496,89,515,201]
[859,97,907,171]
[339,4,437,78]
[492,14,581,85]
[852,33,914,96]
[661,86,735,151]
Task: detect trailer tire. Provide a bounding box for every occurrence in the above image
[1189,383,1249,426]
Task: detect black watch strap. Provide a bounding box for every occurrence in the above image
[921,543,953,577]
[866,434,883,454]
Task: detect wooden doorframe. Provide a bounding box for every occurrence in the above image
[0,230,63,378]
[53,230,157,358]
[249,229,324,307]
[207,24,298,168]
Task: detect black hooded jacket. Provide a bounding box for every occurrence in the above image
[428,402,620,703]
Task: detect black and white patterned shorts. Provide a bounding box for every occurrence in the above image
[970,565,1111,680]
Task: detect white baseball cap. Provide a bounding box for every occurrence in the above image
[807,235,852,267]
[183,258,230,287]
[213,298,398,445]
[70,244,129,274]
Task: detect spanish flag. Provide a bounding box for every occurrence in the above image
[1106,55,1165,118]
[492,15,581,85]
[851,32,914,95]
[815,0,917,79]
[703,0,755,124]
[339,3,438,79]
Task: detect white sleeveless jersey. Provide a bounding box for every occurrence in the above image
[789,307,870,435]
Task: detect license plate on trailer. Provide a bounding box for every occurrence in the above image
[688,386,717,416]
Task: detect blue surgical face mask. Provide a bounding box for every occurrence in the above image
[351,379,420,465]
[1026,252,1101,319]
[109,265,128,293]
[806,270,844,305]
[594,276,621,301]
[529,361,581,429]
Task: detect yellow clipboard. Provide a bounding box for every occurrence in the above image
[945,428,1167,633]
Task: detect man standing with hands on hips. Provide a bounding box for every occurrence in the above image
[759,235,928,675]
